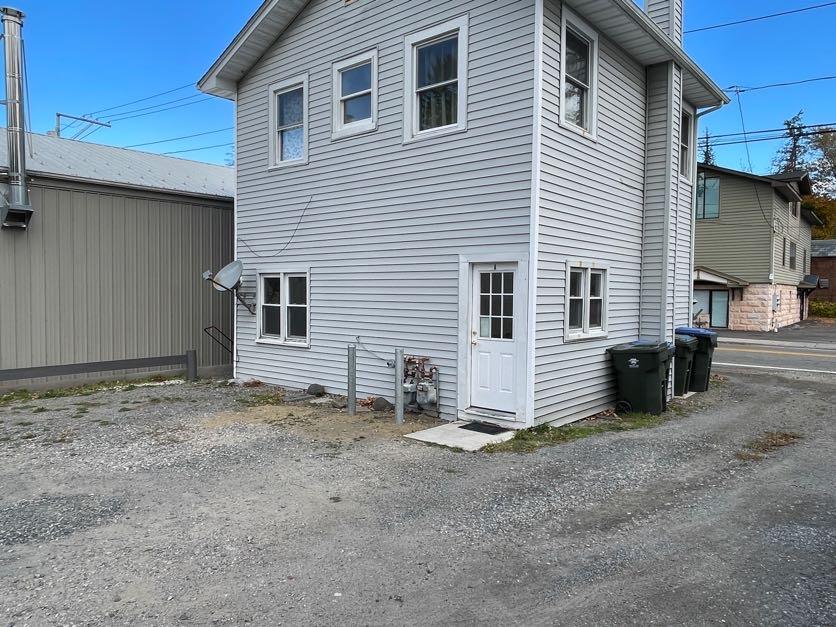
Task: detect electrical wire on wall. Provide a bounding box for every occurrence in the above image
[238,196,313,259]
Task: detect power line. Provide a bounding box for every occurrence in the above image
[107,97,215,123]
[699,122,836,142]
[733,88,773,227]
[707,128,833,148]
[100,93,206,121]
[86,82,195,116]
[161,142,232,155]
[725,75,836,93]
[685,1,836,34]
[124,127,233,148]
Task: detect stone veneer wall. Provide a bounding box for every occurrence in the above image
[729,283,804,331]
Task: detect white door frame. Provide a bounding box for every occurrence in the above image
[457,250,530,425]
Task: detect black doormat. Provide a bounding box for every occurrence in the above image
[459,421,510,435]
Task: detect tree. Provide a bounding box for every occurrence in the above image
[699,129,716,165]
[772,110,812,174]
[809,128,836,198]
[803,194,836,239]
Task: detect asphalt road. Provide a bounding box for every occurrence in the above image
[714,345,836,375]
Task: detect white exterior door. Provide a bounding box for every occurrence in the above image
[469,263,518,413]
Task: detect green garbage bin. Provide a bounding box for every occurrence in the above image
[675,327,718,392]
[673,334,698,396]
[607,341,675,415]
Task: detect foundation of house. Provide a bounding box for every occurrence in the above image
[728,283,807,332]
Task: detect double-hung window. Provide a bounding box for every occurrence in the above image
[696,171,720,219]
[566,265,608,339]
[332,50,378,139]
[403,16,468,141]
[269,74,308,168]
[258,271,309,345]
[561,9,598,136]
[789,241,797,270]
[680,112,693,178]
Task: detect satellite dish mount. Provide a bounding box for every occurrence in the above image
[202,259,256,314]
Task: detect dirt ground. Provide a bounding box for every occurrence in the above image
[0,373,834,625]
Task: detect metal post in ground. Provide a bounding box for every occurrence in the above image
[347,344,356,416]
[394,348,404,425]
[185,350,198,381]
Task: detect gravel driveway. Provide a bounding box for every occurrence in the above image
[1,373,834,625]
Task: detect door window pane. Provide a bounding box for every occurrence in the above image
[417,36,457,88]
[480,317,490,337]
[502,318,513,340]
[341,63,371,97]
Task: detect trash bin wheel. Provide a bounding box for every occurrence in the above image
[615,400,632,415]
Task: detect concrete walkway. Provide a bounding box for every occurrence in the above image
[716,318,836,350]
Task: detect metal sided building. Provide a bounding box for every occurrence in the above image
[0,131,235,389]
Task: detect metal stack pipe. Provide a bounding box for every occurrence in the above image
[1,7,30,214]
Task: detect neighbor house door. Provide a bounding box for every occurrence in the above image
[694,289,729,328]
[470,263,517,413]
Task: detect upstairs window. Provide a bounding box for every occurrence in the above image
[561,9,598,137]
[789,241,797,270]
[782,237,787,266]
[332,50,378,139]
[258,271,309,345]
[566,265,608,339]
[680,112,693,178]
[269,74,308,168]
[791,201,799,218]
[696,172,720,219]
[404,16,468,142]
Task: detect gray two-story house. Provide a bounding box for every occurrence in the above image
[693,163,822,331]
[199,0,726,428]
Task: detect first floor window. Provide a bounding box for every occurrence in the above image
[404,16,468,141]
[567,265,607,338]
[258,272,309,344]
[270,75,308,166]
[696,172,720,219]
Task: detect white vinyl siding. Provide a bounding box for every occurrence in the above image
[234,0,535,418]
[535,0,646,425]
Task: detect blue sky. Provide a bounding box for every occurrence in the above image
[16,0,836,171]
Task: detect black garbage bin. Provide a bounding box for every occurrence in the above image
[607,341,674,415]
[675,327,718,392]
[674,334,698,396]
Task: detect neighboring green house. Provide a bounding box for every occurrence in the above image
[693,163,822,331]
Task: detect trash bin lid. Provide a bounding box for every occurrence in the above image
[675,334,699,347]
[607,340,670,354]
[675,326,717,338]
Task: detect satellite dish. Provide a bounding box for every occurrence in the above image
[211,259,243,292]
[202,259,255,314]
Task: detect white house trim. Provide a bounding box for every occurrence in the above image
[559,5,600,141]
[331,48,379,141]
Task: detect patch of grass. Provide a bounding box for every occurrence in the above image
[237,392,285,407]
[0,375,183,407]
[484,411,670,453]
[736,431,801,462]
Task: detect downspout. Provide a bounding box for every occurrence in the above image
[0,6,32,230]
[689,104,723,323]
[659,61,675,342]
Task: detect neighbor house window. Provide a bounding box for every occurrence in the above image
[804,248,808,273]
[680,112,693,178]
[332,50,378,139]
[789,241,797,270]
[791,201,798,218]
[269,74,308,167]
[566,265,607,339]
[561,9,598,136]
[782,237,787,266]
[403,16,468,142]
[696,172,720,219]
[258,271,309,344]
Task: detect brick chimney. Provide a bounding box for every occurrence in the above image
[645,0,683,46]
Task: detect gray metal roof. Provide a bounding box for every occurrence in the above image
[812,240,836,257]
[0,129,233,199]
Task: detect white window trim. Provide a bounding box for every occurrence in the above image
[332,49,378,141]
[559,7,599,140]
[403,15,469,144]
[564,261,609,341]
[255,269,311,347]
[679,110,694,182]
[268,74,309,170]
